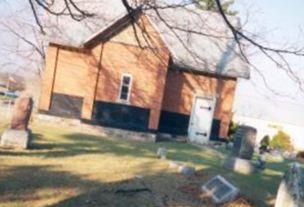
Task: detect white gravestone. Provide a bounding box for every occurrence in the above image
[156,147,167,159]
[202,175,239,204]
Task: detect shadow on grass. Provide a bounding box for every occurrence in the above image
[0,132,293,206]
[0,163,285,207]
[1,132,223,167]
[0,164,209,207]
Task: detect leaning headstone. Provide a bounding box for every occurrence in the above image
[156,147,167,159]
[1,94,33,149]
[202,175,239,204]
[223,157,255,175]
[275,162,304,207]
[178,165,196,175]
[232,125,257,160]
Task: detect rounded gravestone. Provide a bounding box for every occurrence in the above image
[233,125,257,160]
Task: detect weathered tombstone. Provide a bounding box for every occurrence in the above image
[224,125,257,174]
[0,94,33,149]
[275,162,304,207]
[232,125,257,160]
[178,165,196,175]
[202,175,239,204]
[156,147,167,159]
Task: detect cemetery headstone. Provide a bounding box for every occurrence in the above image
[11,96,33,130]
[178,165,196,175]
[202,175,239,204]
[156,147,167,159]
[275,162,304,207]
[0,94,33,149]
[232,125,257,160]
[224,125,257,174]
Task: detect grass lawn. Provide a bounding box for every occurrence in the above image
[0,120,295,207]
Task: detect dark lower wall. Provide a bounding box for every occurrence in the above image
[209,119,221,141]
[41,93,83,119]
[158,110,222,139]
[92,101,150,132]
[158,111,190,136]
[39,94,222,139]
[161,69,236,138]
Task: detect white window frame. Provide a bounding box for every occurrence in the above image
[118,73,132,103]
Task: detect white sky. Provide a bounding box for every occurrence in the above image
[0,0,304,126]
[232,0,304,126]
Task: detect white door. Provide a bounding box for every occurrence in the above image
[188,96,215,144]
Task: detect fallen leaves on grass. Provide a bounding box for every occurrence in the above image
[223,197,256,207]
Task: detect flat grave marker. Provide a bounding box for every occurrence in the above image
[201,175,239,204]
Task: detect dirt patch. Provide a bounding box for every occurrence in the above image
[223,197,256,207]
[179,184,256,207]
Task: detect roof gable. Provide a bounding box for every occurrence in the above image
[83,10,169,54]
[48,2,249,79]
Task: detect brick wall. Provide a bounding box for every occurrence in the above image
[39,13,237,137]
[162,69,236,138]
[39,14,170,131]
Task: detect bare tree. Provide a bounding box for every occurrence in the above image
[0,1,46,77]
[3,0,304,95]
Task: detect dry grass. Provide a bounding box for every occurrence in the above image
[0,120,295,207]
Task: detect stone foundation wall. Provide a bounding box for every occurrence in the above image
[35,114,156,142]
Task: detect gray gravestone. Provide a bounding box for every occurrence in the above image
[0,94,33,149]
[224,126,256,174]
[178,165,196,175]
[156,147,167,159]
[233,125,257,160]
[275,163,304,207]
[202,175,239,204]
